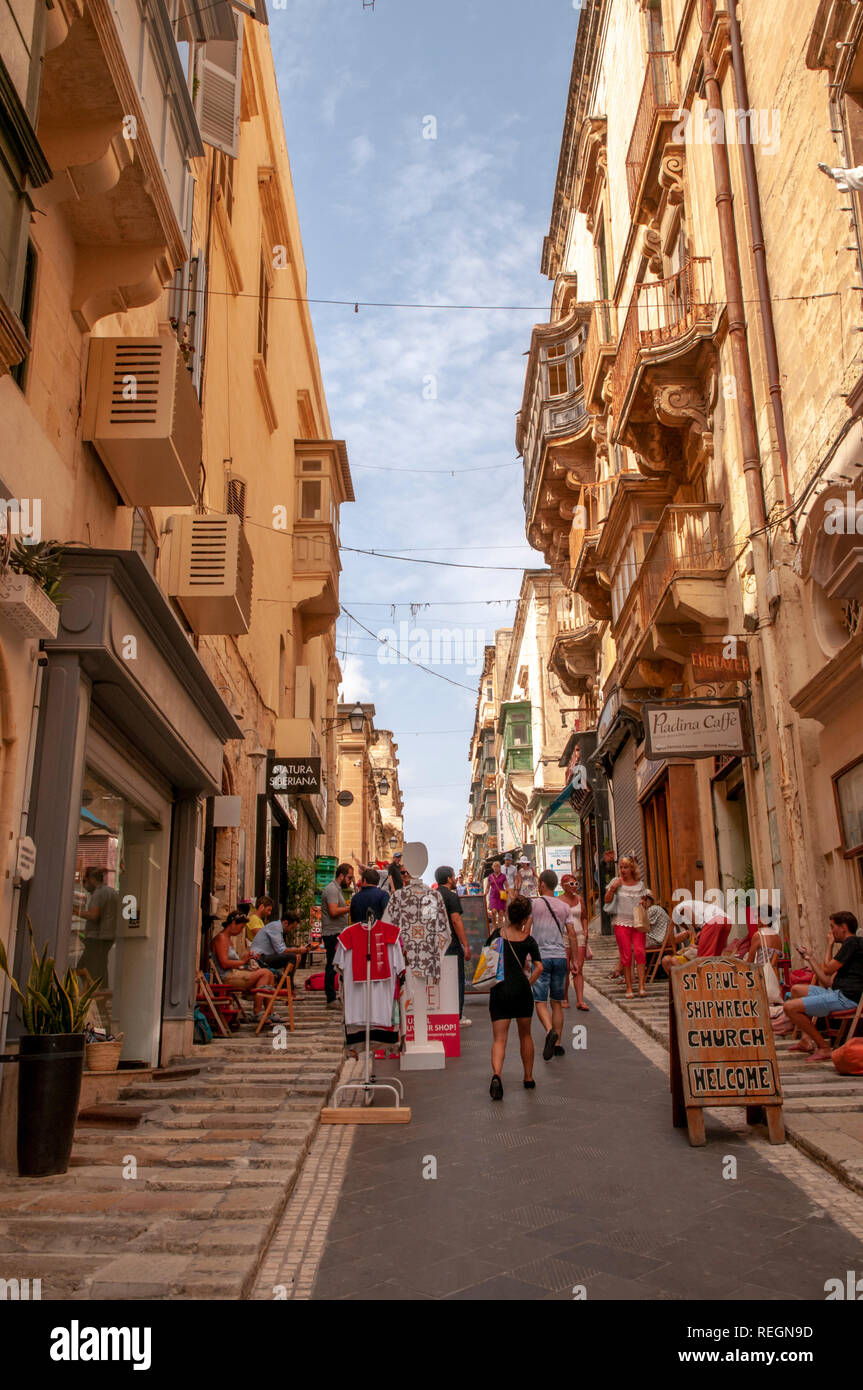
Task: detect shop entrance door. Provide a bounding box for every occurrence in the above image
[70,735,171,1068]
[642,779,673,913]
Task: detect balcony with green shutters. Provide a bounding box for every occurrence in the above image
[499,701,533,778]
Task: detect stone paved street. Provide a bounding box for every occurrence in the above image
[301,981,863,1301]
[0,988,345,1300]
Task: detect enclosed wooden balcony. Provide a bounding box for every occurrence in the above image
[612,504,728,687]
[626,52,679,216]
[548,592,602,697]
[611,257,716,441]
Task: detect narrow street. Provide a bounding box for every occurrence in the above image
[256,971,863,1302]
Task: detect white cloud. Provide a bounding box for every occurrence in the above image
[350,135,375,172]
[338,654,376,703]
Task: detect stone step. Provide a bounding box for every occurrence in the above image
[119,1081,332,1100]
[0,1215,149,1253]
[77,1103,157,1126]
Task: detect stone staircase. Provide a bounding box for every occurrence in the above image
[0,990,346,1299]
[584,935,863,1193]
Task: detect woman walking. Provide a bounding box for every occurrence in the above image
[515,856,539,899]
[560,873,590,1011]
[487,860,507,929]
[487,895,543,1100]
[604,855,647,999]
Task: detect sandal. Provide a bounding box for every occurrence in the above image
[625,992,635,1000]
[788,1040,814,1053]
[576,1004,590,1012]
[490,1074,503,1100]
[805,1048,832,1062]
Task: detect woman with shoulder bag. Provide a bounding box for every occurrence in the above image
[604,856,647,999]
[487,895,543,1100]
[560,873,590,1012]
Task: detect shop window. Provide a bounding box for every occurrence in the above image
[71,764,169,1067]
[834,756,863,858]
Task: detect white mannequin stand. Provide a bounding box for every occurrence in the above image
[400,967,445,1071]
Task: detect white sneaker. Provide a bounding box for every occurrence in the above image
[460,1017,472,1027]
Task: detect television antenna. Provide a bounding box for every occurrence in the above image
[363,0,375,9]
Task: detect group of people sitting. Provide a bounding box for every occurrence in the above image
[605,855,863,1059]
[210,896,304,1021]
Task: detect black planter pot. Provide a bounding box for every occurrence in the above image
[17,1033,85,1177]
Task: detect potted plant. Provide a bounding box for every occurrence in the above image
[0,539,65,640]
[0,925,101,1176]
[283,857,315,943]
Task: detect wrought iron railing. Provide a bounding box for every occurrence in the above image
[626,52,679,211]
[611,257,714,420]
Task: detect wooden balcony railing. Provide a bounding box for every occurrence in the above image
[552,592,594,638]
[582,299,617,408]
[626,52,679,212]
[637,504,725,627]
[611,257,715,421]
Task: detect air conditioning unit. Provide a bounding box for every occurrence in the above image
[82,329,202,506]
[166,513,253,635]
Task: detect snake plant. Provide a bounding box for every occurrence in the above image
[0,923,101,1035]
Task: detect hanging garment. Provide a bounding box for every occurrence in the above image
[382,884,450,984]
[334,925,405,1045]
[337,921,401,981]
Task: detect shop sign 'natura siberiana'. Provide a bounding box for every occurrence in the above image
[267,756,322,797]
[642,701,752,760]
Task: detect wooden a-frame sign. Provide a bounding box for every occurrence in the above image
[669,957,785,1146]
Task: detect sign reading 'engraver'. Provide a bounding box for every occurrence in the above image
[668,957,785,1147]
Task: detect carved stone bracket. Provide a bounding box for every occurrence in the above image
[659,147,686,206]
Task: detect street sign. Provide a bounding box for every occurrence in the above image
[669,957,784,1146]
[267,756,321,796]
[689,640,750,682]
[643,700,752,760]
[336,789,354,807]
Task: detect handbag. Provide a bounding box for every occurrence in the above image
[472,937,505,992]
[633,901,650,933]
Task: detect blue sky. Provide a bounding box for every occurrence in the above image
[272,0,579,873]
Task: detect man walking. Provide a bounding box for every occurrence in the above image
[321,863,354,1007]
[386,851,404,893]
[436,865,472,1027]
[530,869,576,1061]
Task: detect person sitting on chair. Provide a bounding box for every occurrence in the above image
[250,909,302,980]
[782,911,863,1062]
[212,912,275,1021]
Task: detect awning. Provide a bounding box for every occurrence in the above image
[537,782,576,829]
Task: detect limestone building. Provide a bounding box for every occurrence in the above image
[0,0,350,1068]
[517,0,863,946]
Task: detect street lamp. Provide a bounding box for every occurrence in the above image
[377,773,390,798]
[389,835,398,849]
[322,702,366,734]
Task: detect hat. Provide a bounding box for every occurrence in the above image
[641,887,656,902]
[518,856,529,865]
[504,854,512,861]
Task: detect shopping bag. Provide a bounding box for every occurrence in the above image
[471,938,504,992]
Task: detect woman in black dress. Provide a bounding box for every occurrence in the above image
[487,895,543,1100]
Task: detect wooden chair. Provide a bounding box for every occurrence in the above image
[254,962,295,1035]
[207,958,258,1023]
[645,916,675,984]
[823,992,863,1050]
[196,970,234,1037]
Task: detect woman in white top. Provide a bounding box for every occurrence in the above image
[604,855,647,999]
[560,873,589,1012]
[515,857,539,898]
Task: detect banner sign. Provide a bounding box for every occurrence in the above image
[689,641,751,682]
[643,701,752,760]
[267,756,322,796]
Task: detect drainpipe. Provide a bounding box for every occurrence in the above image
[726,0,794,529]
[700,0,767,538]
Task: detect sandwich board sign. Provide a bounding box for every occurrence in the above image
[668,957,784,1146]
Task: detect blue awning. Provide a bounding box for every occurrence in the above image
[537,782,576,829]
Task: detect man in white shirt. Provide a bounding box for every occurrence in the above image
[530,870,579,1062]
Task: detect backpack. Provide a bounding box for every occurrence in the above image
[832,1038,863,1075]
[193,1007,213,1045]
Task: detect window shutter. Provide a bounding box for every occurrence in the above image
[188,251,207,393]
[195,17,244,157]
[225,472,247,522]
